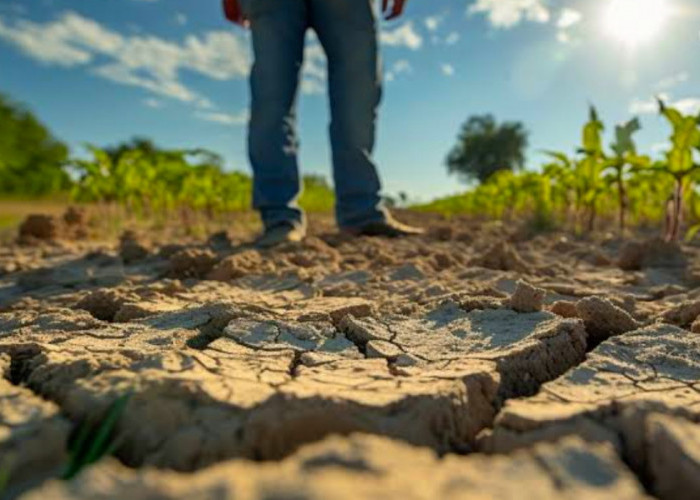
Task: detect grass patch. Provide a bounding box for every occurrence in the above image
[62,393,132,480]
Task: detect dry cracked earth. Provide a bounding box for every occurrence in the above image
[2,211,700,499]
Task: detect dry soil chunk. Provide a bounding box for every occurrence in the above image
[0,357,70,494]
[692,317,700,334]
[168,249,218,279]
[660,299,700,328]
[342,303,587,400]
[470,242,531,274]
[618,238,687,271]
[75,289,137,321]
[647,414,700,500]
[485,324,700,478]
[549,300,579,318]
[119,231,150,263]
[207,250,269,281]
[0,304,500,467]
[18,214,59,243]
[575,296,640,345]
[509,280,546,313]
[20,435,649,500]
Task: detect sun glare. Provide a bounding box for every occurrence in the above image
[603,0,671,48]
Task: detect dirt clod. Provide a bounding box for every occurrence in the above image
[168,248,218,279]
[18,214,59,243]
[575,296,640,345]
[509,280,546,313]
[618,238,687,271]
[470,242,531,274]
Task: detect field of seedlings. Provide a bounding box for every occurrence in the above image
[0,100,699,500]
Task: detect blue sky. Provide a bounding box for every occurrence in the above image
[0,0,699,201]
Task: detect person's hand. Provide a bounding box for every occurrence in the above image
[382,0,407,20]
[223,0,248,27]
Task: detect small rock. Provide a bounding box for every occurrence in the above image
[63,206,86,226]
[394,353,420,367]
[647,414,700,500]
[366,340,402,359]
[18,214,59,243]
[430,226,454,241]
[76,289,135,322]
[389,264,426,281]
[692,318,700,334]
[509,281,546,313]
[207,231,232,251]
[158,244,186,259]
[431,252,454,271]
[119,231,150,263]
[168,249,218,279]
[661,300,700,329]
[207,250,268,281]
[549,301,579,318]
[457,295,506,312]
[470,243,531,274]
[618,238,687,271]
[576,296,640,345]
[328,303,374,325]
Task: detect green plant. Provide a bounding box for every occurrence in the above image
[0,454,12,496]
[649,99,700,241]
[61,393,131,480]
[605,117,650,234]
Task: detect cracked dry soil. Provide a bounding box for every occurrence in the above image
[2,212,700,499]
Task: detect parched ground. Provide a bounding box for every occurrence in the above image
[1,210,700,499]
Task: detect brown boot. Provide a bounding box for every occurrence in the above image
[254,223,306,249]
[342,214,424,238]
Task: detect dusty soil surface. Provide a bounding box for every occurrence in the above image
[1,211,699,499]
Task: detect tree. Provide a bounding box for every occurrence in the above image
[0,93,70,196]
[446,114,528,184]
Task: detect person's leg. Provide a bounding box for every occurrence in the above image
[308,0,388,229]
[246,0,308,231]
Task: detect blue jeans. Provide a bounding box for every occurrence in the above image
[243,0,388,230]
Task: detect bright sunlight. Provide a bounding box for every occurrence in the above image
[603,0,672,47]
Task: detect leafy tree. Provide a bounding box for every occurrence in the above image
[446,114,528,184]
[0,93,70,196]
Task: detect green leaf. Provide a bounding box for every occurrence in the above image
[611,117,641,156]
[62,393,132,480]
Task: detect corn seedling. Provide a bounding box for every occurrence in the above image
[61,393,131,480]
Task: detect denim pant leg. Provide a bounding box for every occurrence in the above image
[309,0,388,229]
[247,0,308,230]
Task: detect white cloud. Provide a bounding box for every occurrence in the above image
[0,11,250,111]
[554,8,582,44]
[468,0,550,29]
[385,59,412,82]
[441,63,455,76]
[196,110,249,126]
[300,39,327,95]
[556,8,582,29]
[628,93,700,116]
[380,22,423,50]
[425,15,443,32]
[655,71,689,90]
[629,94,668,114]
[673,98,700,115]
[444,32,461,45]
[143,98,163,108]
[0,13,106,66]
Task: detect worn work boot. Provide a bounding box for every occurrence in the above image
[342,214,425,238]
[254,223,306,249]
